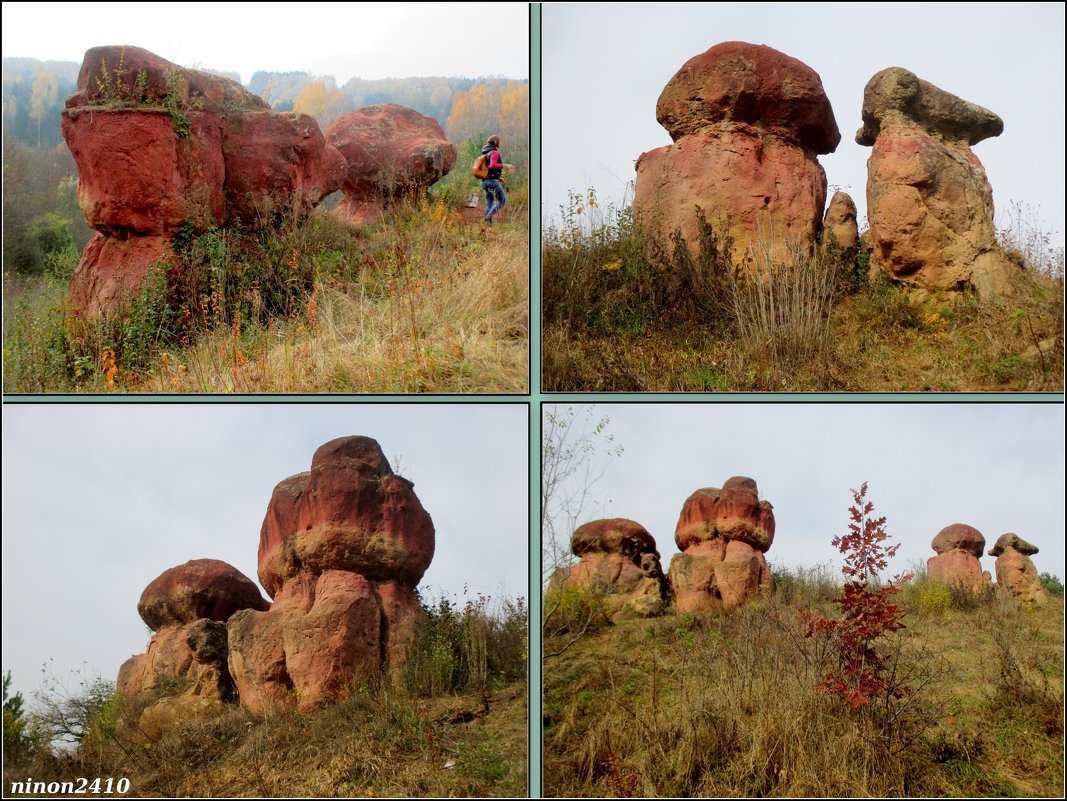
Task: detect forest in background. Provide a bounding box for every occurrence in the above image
[2,56,529,277]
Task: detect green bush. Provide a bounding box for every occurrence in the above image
[1039,572,1065,596]
[543,582,611,641]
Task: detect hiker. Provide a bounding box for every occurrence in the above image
[480,135,513,225]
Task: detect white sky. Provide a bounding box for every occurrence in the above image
[542,3,1066,248]
[0,2,530,83]
[544,403,1065,589]
[1,403,528,702]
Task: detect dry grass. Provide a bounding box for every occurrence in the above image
[4,685,527,798]
[3,199,529,394]
[543,583,1064,797]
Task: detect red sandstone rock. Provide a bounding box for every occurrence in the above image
[572,518,658,559]
[656,41,840,153]
[117,625,192,697]
[823,191,859,254]
[257,436,435,597]
[138,558,269,631]
[67,233,175,317]
[282,571,383,709]
[61,45,344,316]
[61,109,225,236]
[635,42,837,266]
[551,518,667,619]
[634,124,827,267]
[325,104,456,225]
[668,477,775,612]
[858,67,1016,295]
[988,532,1039,557]
[932,523,985,557]
[675,477,775,552]
[221,111,347,224]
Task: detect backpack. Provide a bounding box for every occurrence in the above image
[471,152,490,179]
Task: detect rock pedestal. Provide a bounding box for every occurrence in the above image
[551,518,668,619]
[667,477,774,612]
[857,67,1017,295]
[634,42,840,267]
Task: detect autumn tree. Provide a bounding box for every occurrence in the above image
[30,68,58,147]
[293,78,348,125]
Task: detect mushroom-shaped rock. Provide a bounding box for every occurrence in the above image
[927,523,990,592]
[668,477,774,613]
[229,436,435,714]
[823,191,859,255]
[257,436,435,597]
[138,558,270,631]
[656,41,840,152]
[635,42,837,267]
[61,44,345,317]
[325,104,457,225]
[932,523,985,558]
[550,519,668,620]
[988,533,1045,605]
[857,67,1017,296]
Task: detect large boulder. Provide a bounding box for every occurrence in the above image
[229,437,434,713]
[551,519,668,620]
[989,533,1046,605]
[857,67,1018,295]
[118,558,265,713]
[138,558,270,631]
[61,45,345,316]
[668,477,774,612]
[257,436,435,597]
[325,104,457,225]
[634,42,838,267]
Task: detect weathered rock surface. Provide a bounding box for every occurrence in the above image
[552,519,668,619]
[989,533,1046,605]
[61,44,345,316]
[668,477,774,612]
[118,558,265,709]
[229,436,434,713]
[857,67,1018,295]
[927,549,989,593]
[257,436,435,597]
[932,523,985,558]
[325,104,456,225]
[634,42,838,266]
[138,558,270,631]
[823,191,859,255]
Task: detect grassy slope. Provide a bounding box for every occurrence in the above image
[543,591,1064,798]
[3,203,528,394]
[542,275,1064,392]
[5,684,527,798]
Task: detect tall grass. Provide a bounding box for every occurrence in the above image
[543,568,1065,797]
[4,190,528,394]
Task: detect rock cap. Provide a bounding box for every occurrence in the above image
[675,476,775,552]
[988,532,1038,557]
[571,518,658,560]
[932,523,985,557]
[138,558,269,631]
[655,41,840,153]
[855,67,1003,147]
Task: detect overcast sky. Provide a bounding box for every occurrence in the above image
[542,3,1066,248]
[1,2,529,83]
[1,403,528,702]
[544,403,1065,589]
